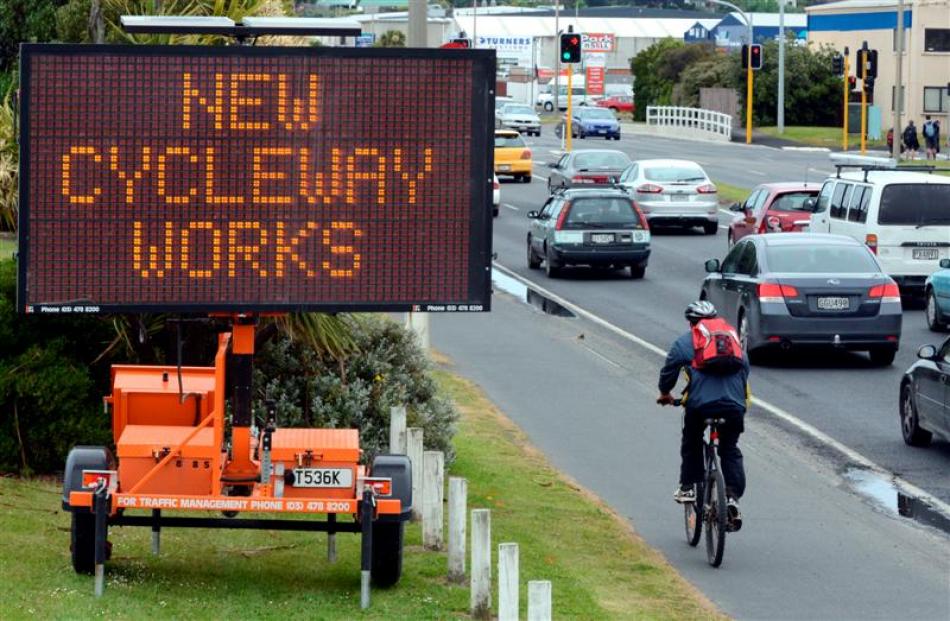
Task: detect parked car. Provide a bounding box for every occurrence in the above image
[925,258,950,331]
[617,159,718,235]
[727,183,820,245]
[701,233,902,365]
[807,159,950,300]
[537,84,590,111]
[595,95,634,115]
[555,107,620,140]
[494,95,515,112]
[493,173,500,218]
[899,336,950,446]
[526,187,651,279]
[496,103,541,136]
[494,129,532,183]
[546,149,632,193]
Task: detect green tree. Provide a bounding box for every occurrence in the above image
[631,39,716,122]
[673,52,739,108]
[0,0,65,73]
[374,30,406,48]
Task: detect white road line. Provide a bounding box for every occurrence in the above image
[809,168,834,177]
[503,203,520,212]
[718,225,729,230]
[748,170,767,176]
[491,262,950,519]
[533,174,548,181]
[580,343,623,369]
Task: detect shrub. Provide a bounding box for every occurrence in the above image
[254,315,458,464]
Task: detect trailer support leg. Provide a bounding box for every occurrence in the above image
[359,489,374,610]
[327,512,337,563]
[151,509,161,556]
[93,488,109,597]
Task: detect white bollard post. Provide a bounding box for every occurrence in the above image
[448,477,468,583]
[406,312,431,351]
[422,451,445,550]
[498,543,519,621]
[407,427,424,521]
[470,509,492,619]
[389,406,407,454]
[527,580,552,621]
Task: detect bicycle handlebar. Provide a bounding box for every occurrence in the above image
[657,397,684,407]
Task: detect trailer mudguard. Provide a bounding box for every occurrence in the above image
[371,454,412,522]
[62,446,116,511]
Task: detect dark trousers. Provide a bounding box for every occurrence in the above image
[680,407,745,498]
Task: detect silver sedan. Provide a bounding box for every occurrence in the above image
[617,159,719,235]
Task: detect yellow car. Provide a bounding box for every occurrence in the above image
[494,129,533,183]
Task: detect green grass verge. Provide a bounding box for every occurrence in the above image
[713,181,750,207]
[0,234,14,259]
[760,126,887,149]
[0,369,721,620]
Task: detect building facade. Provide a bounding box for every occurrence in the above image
[806,0,950,127]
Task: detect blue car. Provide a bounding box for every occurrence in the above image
[925,258,950,331]
[556,107,621,141]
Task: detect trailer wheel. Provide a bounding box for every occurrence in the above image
[71,512,96,574]
[371,521,404,587]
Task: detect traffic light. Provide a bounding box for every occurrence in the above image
[832,54,844,76]
[741,44,763,70]
[864,74,875,94]
[856,48,878,78]
[560,33,582,64]
[848,75,857,92]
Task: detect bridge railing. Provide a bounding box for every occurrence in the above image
[645,106,733,142]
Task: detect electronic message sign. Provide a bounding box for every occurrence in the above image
[18,45,494,314]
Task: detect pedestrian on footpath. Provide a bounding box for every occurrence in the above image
[922,116,940,160]
[903,121,920,160]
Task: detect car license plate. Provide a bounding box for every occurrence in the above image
[912,248,938,260]
[817,296,850,311]
[591,233,614,244]
[292,468,353,488]
[499,164,511,172]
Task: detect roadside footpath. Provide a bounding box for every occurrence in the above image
[431,281,950,620]
[0,368,719,620]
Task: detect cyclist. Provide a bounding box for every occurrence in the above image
[657,300,750,531]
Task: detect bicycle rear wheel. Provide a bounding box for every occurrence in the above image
[704,467,727,567]
[684,482,703,547]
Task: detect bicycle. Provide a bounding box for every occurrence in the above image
[663,397,729,568]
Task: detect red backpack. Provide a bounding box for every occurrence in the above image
[691,318,744,375]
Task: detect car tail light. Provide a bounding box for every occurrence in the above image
[520,149,532,160]
[555,202,572,230]
[572,176,595,184]
[697,184,717,194]
[493,178,500,190]
[758,282,799,303]
[634,204,650,230]
[865,233,878,254]
[868,283,901,303]
[637,183,663,194]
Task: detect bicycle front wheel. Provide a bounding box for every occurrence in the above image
[684,482,703,547]
[704,467,727,567]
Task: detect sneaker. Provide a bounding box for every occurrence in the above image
[673,485,696,504]
[726,496,743,532]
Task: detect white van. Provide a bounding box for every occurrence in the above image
[808,167,950,298]
[537,78,590,111]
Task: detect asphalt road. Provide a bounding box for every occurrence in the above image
[489,130,950,508]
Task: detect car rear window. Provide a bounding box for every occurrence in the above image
[564,198,641,229]
[877,184,950,226]
[503,105,535,115]
[573,152,631,169]
[765,245,880,273]
[494,134,526,148]
[577,108,614,120]
[770,191,819,212]
[644,166,706,183]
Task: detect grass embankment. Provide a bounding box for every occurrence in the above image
[0,370,720,620]
[713,181,750,207]
[0,233,14,259]
[759,125,887,149]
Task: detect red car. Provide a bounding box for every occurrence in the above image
[727,182,820,246]
[595,95,634,115]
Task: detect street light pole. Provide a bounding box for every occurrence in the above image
[703,0,753,143]
[892,0,904,160]
[778,0,785,134]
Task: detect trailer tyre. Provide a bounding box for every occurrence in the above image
[371,521,404,587]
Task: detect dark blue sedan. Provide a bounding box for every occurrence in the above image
[556,107,621,141]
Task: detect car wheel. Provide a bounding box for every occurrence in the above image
[547,179,554,193]
[737,310,759,363]
[900,383,933,447]
[925,288,947,331]
[527,237,541,269]
[522,175,532,184]
[544,102,554,112]
[545,247,561,278]
[703,222,718,235]
[629,264,646,279]
[869,347,896,366]
[493,207,499,218]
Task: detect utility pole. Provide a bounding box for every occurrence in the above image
[860,41,868,154]
[777,0,785,134]
[892,0,904,160]
[843,48,850,152]
[554,2,560,116]
[408,0,426,46]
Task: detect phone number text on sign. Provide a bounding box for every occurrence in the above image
[19,46,494,313]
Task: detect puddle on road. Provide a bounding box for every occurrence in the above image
[844,468,950,535]
[491,269,575,318]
